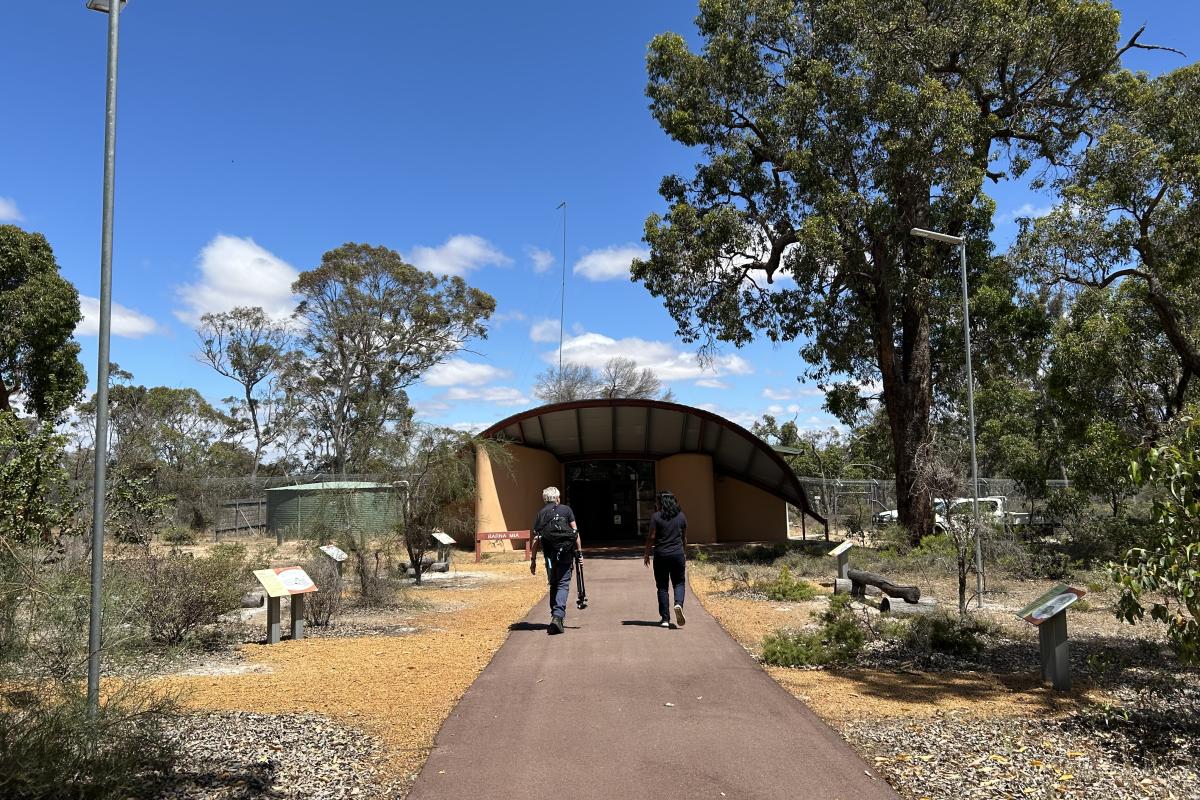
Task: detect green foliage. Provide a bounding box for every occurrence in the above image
[904,613,995,659]
[105,475,173,545]
[0,225,87,420]
[134,544,248,645]
[1112,417,1200,663]
[757,566,817,602]
[287,242,495,474]
[760,593,865,667]
[0,682,179,800]
[635,0,1132,538]
[1069,421,1138,516]
[0,412,77,546]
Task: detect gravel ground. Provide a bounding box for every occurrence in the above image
[690,561,1200,800]
[154,560,547,787]
[154,712,405,800]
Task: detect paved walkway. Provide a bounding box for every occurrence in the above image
[408,553,898,800]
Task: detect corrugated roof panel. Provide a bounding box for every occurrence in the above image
[540,409,580,454]
[649,408,684,455]
[578,407,612,452]
[614,405,647,451]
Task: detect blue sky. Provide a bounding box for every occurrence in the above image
[2,1,1195,434]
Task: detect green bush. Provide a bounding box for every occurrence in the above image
[160,527,197,546]
[760,593,865,667]
[904,613,994,659]
[134,544,248,645]
[760,628,828,667]
[757,566,817,602]
[0,681,179,800]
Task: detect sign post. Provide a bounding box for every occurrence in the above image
[319,544,349,577]
[1016,583,1086,691]
[432,530,455,564]
[253,566,318,644]
[828,540,853,579]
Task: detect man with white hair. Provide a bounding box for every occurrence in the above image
[529,485,582,634]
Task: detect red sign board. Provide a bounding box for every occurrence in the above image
[475,530,531,562]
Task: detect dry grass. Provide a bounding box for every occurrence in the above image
[155,557,544,782]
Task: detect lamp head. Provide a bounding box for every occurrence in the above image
[86,0,126,12]
[910,227,964,245]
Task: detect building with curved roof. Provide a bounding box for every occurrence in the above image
[476,399,823,544]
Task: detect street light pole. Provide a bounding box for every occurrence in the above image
[911,227,984,609]
[85,0,126,718]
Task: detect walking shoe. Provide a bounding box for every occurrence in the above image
[551,616,565,634]
[674,603,686,627]
[660,619,671,628]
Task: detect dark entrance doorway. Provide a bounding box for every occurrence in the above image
[564,460,655,543]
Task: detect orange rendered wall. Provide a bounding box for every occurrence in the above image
[655,454,716,544]
[476,445,563,534]
[714,475,788,542]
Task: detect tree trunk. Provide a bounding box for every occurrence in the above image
[958,553,968,617]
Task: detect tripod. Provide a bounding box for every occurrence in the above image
[574,548,588,610]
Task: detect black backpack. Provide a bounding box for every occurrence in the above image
[540,505,575,549]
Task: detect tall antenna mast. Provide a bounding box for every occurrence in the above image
[557,201,567,375]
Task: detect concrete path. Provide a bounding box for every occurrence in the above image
[408,553,898,800]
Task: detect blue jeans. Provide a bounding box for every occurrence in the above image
[544,544,575,620]
[654,552,686,621]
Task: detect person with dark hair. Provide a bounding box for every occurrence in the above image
[530,485,581,635]
[643,490,688,628]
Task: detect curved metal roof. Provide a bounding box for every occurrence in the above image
[479,399,823,522]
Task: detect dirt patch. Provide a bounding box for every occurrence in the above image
[156,559,545,785]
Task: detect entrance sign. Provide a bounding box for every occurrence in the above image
[253,566,318,644]
[475,530,531,562]
[319,544,348,562]
[1017,583,1085,691]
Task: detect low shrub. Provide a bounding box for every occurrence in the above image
[760,628,828,667]
[160,527,197,546]
[0,681,179,800]
[759,593,865,667]
[757,566,817,602]
[904,613,994,659]
[134,544,248,645]
[303,557,345,627]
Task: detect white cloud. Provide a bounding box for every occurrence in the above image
[546,331,752,381]
[530,318,560,343]
[526,246,555,273]
[695,379,729,389]
[762,385,824,401]
[76,296,160,339]
[694,403,761,430]
[412,399,452,417]
[998,202,1053,223]
[424,359,511,387]
[492,310,527,324]
[175,235,299,324]
[0,197,23,222]
[448,421,491,433]
[406,234,511,276]
[446,386,529,406]
[573,244,649,282]
[766,403,808,416]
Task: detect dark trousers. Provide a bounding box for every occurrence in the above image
[544,544,575,620]
[653,552,686,621]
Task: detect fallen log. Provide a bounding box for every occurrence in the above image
[880,596,938,615]
[846,568,920,604]
[833,578,880,597]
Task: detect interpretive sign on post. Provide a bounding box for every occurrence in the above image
[828,540,853,579]
[253,566,318,644]
[1017,583,1086,691]
[432,530,455,563]
[475,530,531,562]
[319,544,348,562]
